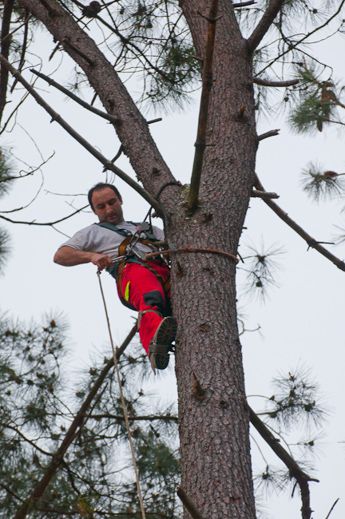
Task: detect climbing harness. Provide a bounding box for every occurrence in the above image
[97,220,170,310]
[97,270,147,519]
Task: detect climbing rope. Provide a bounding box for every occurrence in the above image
[96,270,147,519]
[144,246,239,264]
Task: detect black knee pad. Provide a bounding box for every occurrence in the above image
[143,290,166,314]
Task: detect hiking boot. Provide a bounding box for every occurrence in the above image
[149,316,177,370]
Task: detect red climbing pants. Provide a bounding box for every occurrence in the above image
[116,261,171,353]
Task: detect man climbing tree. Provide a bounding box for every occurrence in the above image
[1,1,345,518]
[54,182,177,370]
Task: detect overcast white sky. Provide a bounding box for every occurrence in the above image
[1,18,345,519]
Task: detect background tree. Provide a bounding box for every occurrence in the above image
[1,1,345,518]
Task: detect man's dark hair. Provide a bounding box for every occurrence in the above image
[88,183,122,210]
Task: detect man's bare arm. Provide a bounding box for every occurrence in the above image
[54,246,113,270]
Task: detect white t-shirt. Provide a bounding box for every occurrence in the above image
[61,221,164,261]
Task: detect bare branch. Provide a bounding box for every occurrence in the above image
[254,174,345,273]
[177,487,205,519]
[14,324,137,519]
[0,54,162,214]
[10,11,31,93]
[4,423,52,457]
[249,406,317,519]
[253,77,299,87]
[233,1,256,7]
[187,0,219,214]
[258,129,280,141]
[31,69,163,128]
[251,189,279,199]
[30,69,121,125]
[88,413,178,422]
[0,0,15,125]
[0,482,23,503]
[247,0,285,53]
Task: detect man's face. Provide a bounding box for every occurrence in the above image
[91,188,124,224]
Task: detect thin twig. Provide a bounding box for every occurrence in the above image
[0,204,88,225]
[14,324,137,519]
[256,0,345,77]
[0,152,54,186]
[254,174,345,272]
[187,0,218,215]
[324,498,340,519]
[247,0,285,53]
[0,91,30,136]
[0,54,162,214]
[177,487,205,519]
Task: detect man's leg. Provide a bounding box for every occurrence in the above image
[117,262,175,368]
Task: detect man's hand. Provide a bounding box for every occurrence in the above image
[54,246,113,268]
[89,253,113,270]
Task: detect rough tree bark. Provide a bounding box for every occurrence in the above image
[16,0,259,517]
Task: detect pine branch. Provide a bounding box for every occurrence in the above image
[187,0,219,215]
[13,324,137,519]
[0,54,162,214]
[254,174,345,272]
[0,0,15,126]
[247,0,285,53]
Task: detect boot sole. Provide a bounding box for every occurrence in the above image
[149,317,177,370]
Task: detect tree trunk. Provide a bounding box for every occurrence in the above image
[168,3,258,517]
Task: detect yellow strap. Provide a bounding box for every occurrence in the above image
[124,281,131,301]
